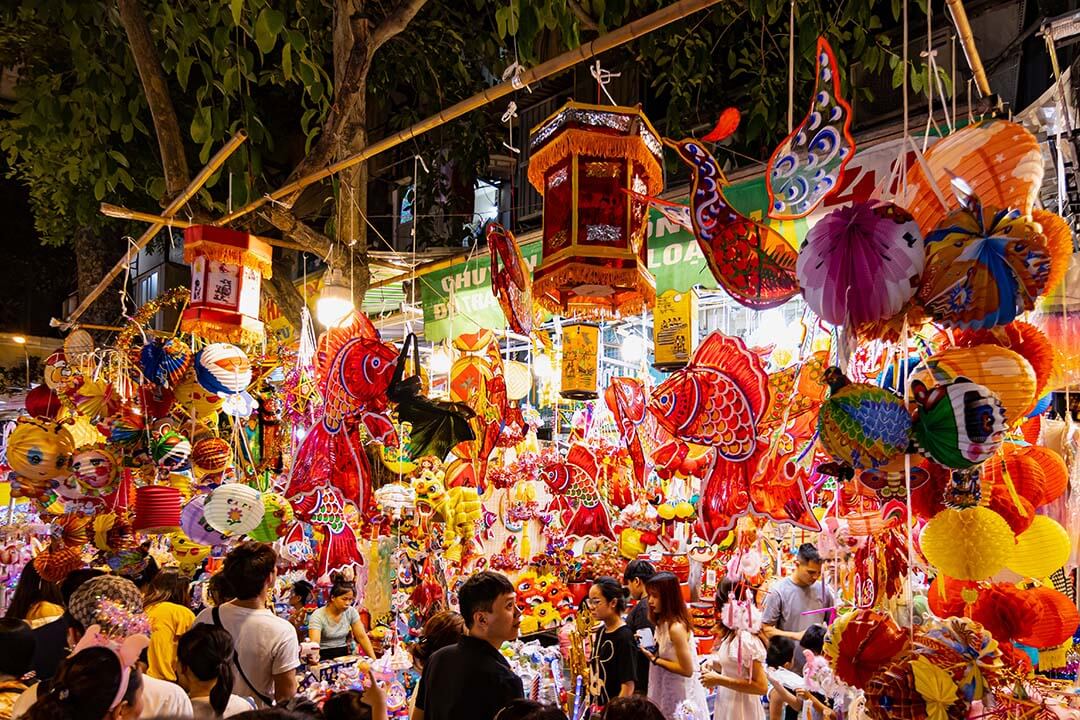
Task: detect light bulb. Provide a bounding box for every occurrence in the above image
[316,268,354,328]
[621,334,647,364]
[533,353,553,379]
[430,347,452,375]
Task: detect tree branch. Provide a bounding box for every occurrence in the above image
[370,0,430,53]
[567,0,600,32]
[260,205,334,256]
[115,0,191,200]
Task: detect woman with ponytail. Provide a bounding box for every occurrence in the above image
[176,624,255,718]
[25,646,144,720]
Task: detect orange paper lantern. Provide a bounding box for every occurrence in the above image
[1020,445,1067,505]
[1015,587,1079,648]
[527,101,663,320]
[953,322,1055,401]
[910,345,1037,423]
[1031,209,1073,296]
[900,119,1043,234]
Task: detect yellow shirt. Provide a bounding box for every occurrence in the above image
[25,601,64,623]
[146,601,196,681]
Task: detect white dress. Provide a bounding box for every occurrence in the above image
[707,631,766,720]
[647,622,709,720]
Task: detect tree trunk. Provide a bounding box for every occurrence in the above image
[73,229,124,332]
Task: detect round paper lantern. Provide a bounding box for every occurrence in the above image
[191,437,231,476]
[168,472,193,501]
[927,575,976,619]
[25,385,62,419]
[194,344,251,395]
[818,370,911,470]
[504,361,532,401]
[449,356,492,404]
[970,583,1035,642]
[911,379,1006,469]
[70,445,121,498]
[63,329,95,363]
[1020,445,1067,505]
[7,418,74,484]
[1007,515,1070,578]
[920,507,1014,580]
[986,483,1035,536]
[174,371,223,419]
[900,119,1043,234]
[1031,209,1073,296]
[180,495,228,546]
[953,322,1055,404]
[150,431,192,471]
[981,445,1045,508]
[910,345,1037,424]
[132,485,183,534]
[864,658,927,719]
[797,201,924,327]
[204,483,265,536]
[1015,587,1079,648]
[918,200,1050,330]
[33,547,83,583]
[139,338,192,388]
[247,493,294,542]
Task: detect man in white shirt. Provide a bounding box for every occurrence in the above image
[10,575,193,719]
[195,541,300,708]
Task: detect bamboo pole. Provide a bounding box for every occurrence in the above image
[367,255,464,290]
[945,0,992,97]
[99,203,307,253]
[216,0,724,225]
[66,131,248,323]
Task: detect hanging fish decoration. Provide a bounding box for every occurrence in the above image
[487,222,537,336]
[667,138,800,309]
[604,377,648,488]
[539,443,615,540]
[290,486,364,577]
[766,37,855,220]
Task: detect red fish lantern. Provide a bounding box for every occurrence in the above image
[181,225,273,345]
[527,101,663,320]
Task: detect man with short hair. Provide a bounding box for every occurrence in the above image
[194,541,300,708]
[10,574,193,719]
[622,559,655,696]
[412,571,523,720]
[762,543,834,673]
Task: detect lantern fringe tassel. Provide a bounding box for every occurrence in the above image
[533,263,656,320]
[184,243,273,279]
[179,316,265,347]
[528,130,664,194]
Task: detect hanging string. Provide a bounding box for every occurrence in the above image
[501,101,520,155]
[901,0,910,196]
[787,0,795,133]
[590,61,621,105]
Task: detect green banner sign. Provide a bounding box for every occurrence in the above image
[419,175,812,343]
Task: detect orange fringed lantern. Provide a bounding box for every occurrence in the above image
[527,101,663,320]
[1015,586,1079,648]
[181,225,273,345]
[900,119,1043,234]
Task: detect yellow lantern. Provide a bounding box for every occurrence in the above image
[911,345,1037,423]
[653,289,699,370]
[1007,515,1071,579]
[560,322,600,400]
[6,418,75,494]
[527,101,663,321]
[920,507,1014,580]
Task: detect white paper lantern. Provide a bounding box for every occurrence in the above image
[204,483,265,535]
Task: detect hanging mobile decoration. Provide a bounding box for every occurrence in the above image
[487,222,537,336]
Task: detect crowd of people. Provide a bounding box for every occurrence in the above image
[0,541,835,720]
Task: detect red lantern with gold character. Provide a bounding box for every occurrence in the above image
[527,101,663,321]
[181,225,272,345]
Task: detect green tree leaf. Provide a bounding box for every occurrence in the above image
[230,0,243,27]
[254,7,284,54]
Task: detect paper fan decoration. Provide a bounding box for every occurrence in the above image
[824,609,908,689]
[180,495,229,546]
[194,343,252,395]
[668,138,799,309]
[70,444,121,498]
[204,483,265,536]
[63,329,95,363]
[920,507,1014,580]
[818,368,911,470]
[910,379,1006,469]
[487,222,537,336]
[797,201,923,326]
[909,344,1037,424]
[766,37,855,219]
[917,196,1051,330]
[103,408,146,448]
[140,338,193,387]
[900,119,1044,234]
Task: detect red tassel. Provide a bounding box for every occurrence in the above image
[702,108,741,142]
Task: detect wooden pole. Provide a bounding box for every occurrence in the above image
[66,131,248,323]
[216,0,724,225]
[99,203,308,253]
[945,0,992,97]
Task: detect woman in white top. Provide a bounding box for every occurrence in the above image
[176,624,255,718]
[308,583,374,661]
[701,578,768,720]
[639,572,708,719]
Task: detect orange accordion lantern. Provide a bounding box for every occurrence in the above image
[527,101,663,321]
[181,225,273,345]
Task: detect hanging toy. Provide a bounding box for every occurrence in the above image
[6,417,75,499]
[539,443,614,540]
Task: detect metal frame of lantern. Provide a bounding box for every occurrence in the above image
[181,225,273,345]
[527,101,664,321]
